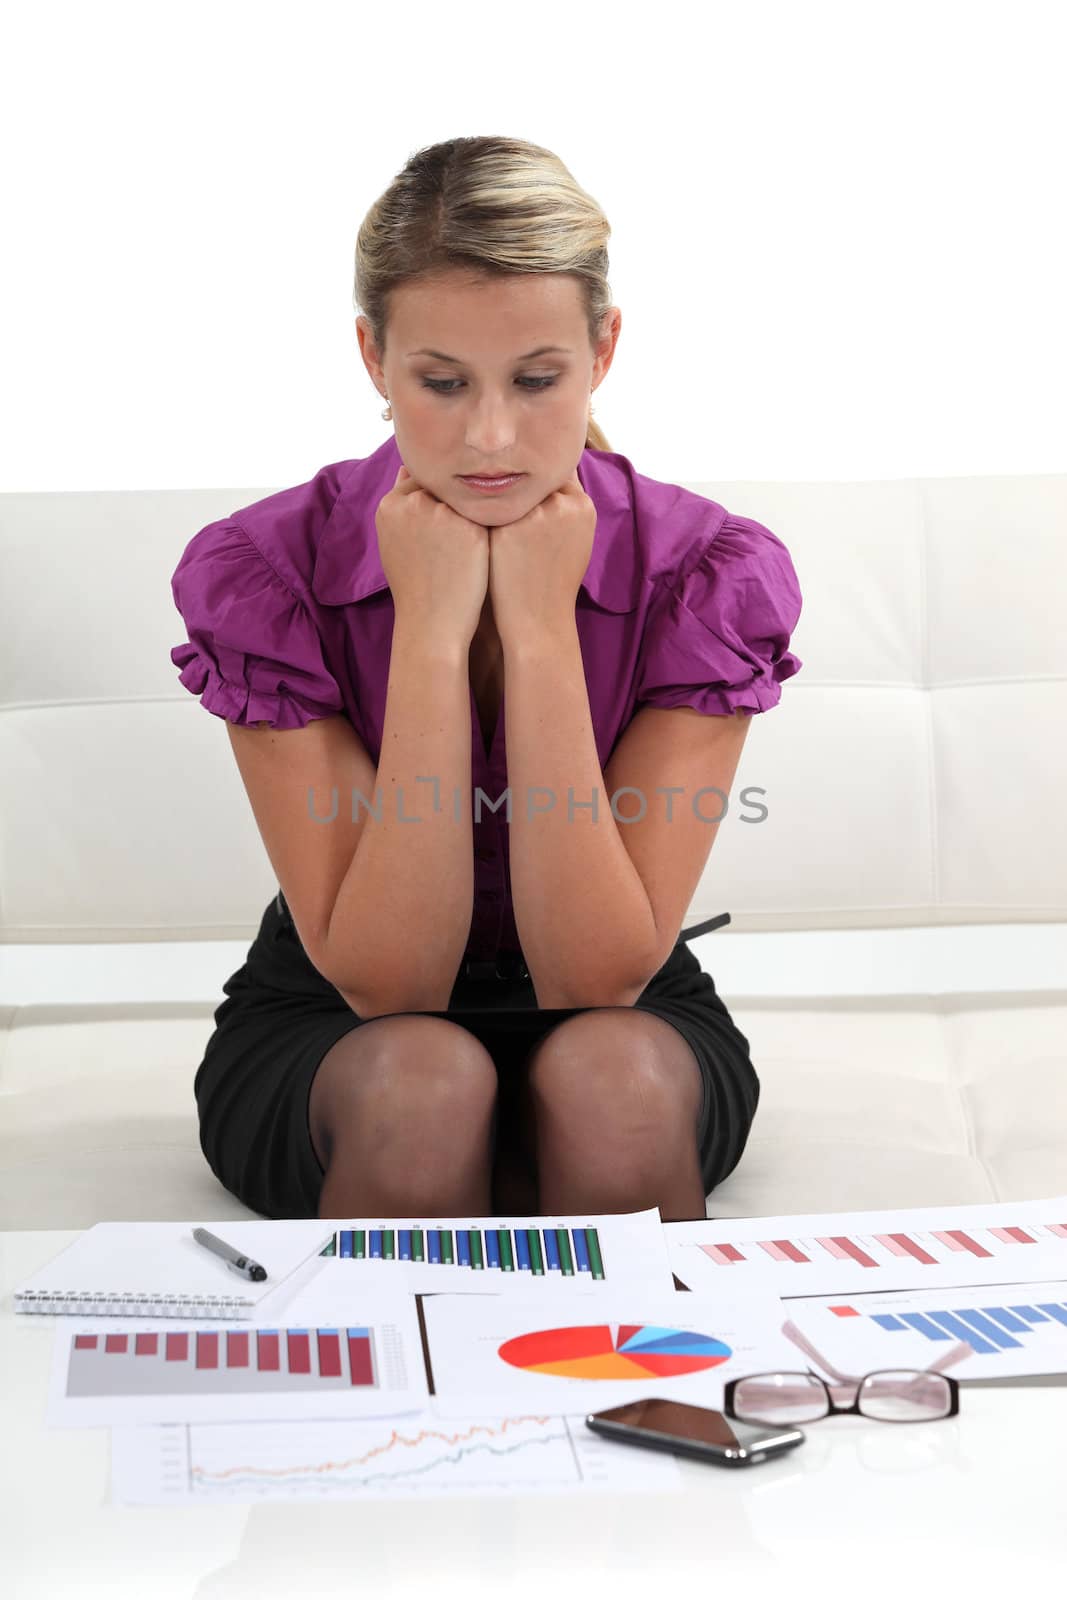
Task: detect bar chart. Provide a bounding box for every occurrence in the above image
[789,1279,1067,1380]
[667,1203,1067,1297]
[67,1327,381,1397]
[697,1218,1067,1273]
[831,1291,1067,1357]
[323,1224,605,1279]
[50,1308,428,1427]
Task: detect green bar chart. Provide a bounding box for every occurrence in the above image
[321,1225,606,1280]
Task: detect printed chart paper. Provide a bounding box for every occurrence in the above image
[785,1279,1067,1381]
[314,1206,675,1295]
[421,1288,800,1418]
[108,1407,683,1505]
[664,1195,1067,1298]
[46,1290,427,1429]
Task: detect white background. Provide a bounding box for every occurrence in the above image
[3,0,1063,493]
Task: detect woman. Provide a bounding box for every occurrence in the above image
[170,134,804,1224]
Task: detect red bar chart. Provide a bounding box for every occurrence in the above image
[698,1217,1067,1272]
[67,1328,378,1398]
[666,1202,1067,1298]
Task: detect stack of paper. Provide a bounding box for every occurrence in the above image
[15,1196,1067,1505]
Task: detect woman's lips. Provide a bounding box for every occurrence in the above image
[458,473,526,492]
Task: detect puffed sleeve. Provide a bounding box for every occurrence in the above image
[636,514,804,716]
[169,518,345,729]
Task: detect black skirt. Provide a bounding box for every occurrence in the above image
[193,895,760,1220]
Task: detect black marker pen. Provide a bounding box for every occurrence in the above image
[192,1226,268,1282]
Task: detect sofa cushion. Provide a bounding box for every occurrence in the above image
[3,988,1064,1229]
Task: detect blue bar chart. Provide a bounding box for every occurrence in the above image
[790,1279,1067,1380]
[323,1225,605,1279]
[857,1295,1067,1356]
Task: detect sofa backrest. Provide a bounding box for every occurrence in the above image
[2,470,1065,943]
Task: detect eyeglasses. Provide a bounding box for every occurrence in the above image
[723,1317,971,1425]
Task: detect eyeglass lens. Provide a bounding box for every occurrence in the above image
[732,1370,953,1423]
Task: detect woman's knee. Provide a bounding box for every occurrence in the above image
[308,1014,498,1168]
[528,1011,705,1139]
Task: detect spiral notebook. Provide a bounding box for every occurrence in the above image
[13,1219,333,1319]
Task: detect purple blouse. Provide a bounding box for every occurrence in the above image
[170,433,803,962]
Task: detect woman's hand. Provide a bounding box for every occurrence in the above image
[375,463,490,650]
[487,467,596,648]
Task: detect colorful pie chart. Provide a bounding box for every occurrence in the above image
[498,1323,732,1380]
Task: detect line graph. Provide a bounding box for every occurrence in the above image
[111,1410,679,1504]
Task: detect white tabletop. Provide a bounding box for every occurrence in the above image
[2,1229,1065,1599]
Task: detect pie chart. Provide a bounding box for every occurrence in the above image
[498,1323,732,1380]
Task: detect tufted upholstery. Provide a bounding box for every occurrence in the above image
[2,471,1065,1228]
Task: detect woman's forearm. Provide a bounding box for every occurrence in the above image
[503,616,658,1007]
[325,621,474,1016]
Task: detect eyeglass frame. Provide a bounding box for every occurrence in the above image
[722,1316,971,1424]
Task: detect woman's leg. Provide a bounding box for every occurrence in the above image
[518,1008,708,1222]
[309,1015,500,1218]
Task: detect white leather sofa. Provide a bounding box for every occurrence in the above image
[2,467,1065,1230]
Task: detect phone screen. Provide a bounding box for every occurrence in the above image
[588,1397,802,1458]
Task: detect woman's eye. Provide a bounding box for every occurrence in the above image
[421,376,557,395]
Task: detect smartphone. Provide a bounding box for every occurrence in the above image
[585,1397,805,1468]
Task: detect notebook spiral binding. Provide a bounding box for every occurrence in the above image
[15,1289,253,1318]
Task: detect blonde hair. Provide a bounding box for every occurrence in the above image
[353,135,614,453]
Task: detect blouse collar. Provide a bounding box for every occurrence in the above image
[311,433,642,614]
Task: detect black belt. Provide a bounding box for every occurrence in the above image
[459,914,731,980]
[459,953,530,982]
[458,914,731,981]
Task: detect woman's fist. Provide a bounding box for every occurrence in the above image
[375,463,490,649]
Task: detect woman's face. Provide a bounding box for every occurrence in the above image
[357,269,620,523]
